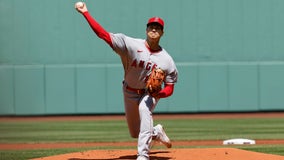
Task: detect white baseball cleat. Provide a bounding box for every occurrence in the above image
[136,156,149,160]
[156,124,172,148]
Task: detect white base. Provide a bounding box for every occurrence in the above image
[223,138,256,145]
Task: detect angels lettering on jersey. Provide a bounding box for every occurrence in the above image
[130,58,160,83]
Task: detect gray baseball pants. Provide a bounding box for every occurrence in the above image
[122,82,160,158]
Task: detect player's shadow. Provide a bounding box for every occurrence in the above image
[68,151,171,160]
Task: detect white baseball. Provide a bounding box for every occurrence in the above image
[75,2,84,9]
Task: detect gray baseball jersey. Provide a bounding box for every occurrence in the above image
[110,33,178,88]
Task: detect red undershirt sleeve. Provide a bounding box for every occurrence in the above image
[82,11,113,48]
[158,84,174,98]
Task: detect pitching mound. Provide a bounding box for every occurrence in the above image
[31,148,284,160]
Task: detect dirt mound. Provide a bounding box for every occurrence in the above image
[31,148,284,160]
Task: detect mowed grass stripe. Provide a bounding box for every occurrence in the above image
[0,117,284,143]
[158,118,284,140]
[0,120,130,143]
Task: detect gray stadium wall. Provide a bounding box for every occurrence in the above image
[1,0,284,115]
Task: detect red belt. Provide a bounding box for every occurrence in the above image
[126,85,146,95]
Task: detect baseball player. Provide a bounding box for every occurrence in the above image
[75,2,178,160]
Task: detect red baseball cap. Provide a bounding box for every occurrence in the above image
[147,17,164,28]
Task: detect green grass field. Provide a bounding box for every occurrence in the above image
[0,115,284,160]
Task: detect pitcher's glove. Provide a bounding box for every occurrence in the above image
[146,68,165,97]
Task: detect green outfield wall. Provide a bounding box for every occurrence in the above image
[1,0,284,115]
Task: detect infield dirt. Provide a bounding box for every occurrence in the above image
[31,148,284,160]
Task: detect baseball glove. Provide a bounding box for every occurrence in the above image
[146,68,165,97]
